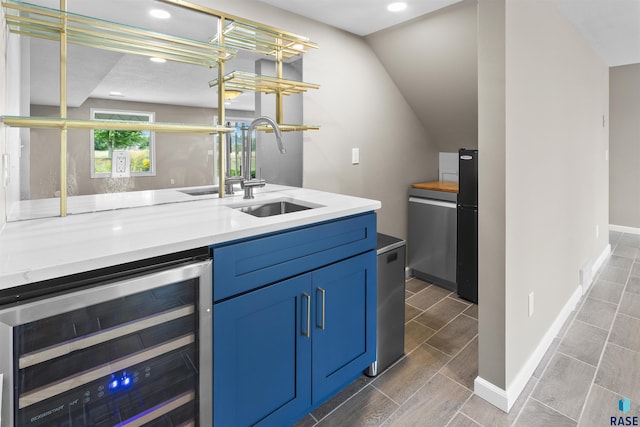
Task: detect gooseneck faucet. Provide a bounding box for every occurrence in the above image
[223,127,243,195]
[241,116,285,199]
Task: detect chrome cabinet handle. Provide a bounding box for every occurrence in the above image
[317,287,326,330]
[302,292,311,338]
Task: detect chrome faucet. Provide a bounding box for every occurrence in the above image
[241,116,285,199]
[223,127,243,195]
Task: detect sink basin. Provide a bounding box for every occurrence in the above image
[230,199,321,218]
[235,201,312,217]
[179,186,218,196]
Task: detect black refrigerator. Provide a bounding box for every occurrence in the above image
[457,149,478,303]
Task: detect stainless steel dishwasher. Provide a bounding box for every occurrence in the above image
[408,187,457,290]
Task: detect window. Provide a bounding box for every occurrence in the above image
[226,120,251,177]
[91,109,156,177]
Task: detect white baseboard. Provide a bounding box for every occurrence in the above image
[583,243,611,294]
[474,376,508,412]
[593,243,611,275]
[610,224,640,235]
[474,284,583,412]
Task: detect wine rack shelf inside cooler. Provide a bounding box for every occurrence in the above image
[13,278,200,427]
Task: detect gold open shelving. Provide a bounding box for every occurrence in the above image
[209,71,319,95]
[256,124,320,133]
[2,0,235,67]
[160,0,320,128]
[213,20,318,60]
[209,71,320,131]
[1,116,234,134]
[1,0,319,215]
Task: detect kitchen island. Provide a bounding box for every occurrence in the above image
[0,184,379,290]
[0,185,380,426]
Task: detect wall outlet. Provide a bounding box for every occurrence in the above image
[352,148,360,165]
[528,292,534,317]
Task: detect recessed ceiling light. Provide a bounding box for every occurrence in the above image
[109,91,124,97]
[387,2,407,12]
[224,89,242,100]
[149,9,171,19]
[150,57,166,63]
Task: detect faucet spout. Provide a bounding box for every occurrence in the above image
[248,116,285,155]
[241,116,286,199]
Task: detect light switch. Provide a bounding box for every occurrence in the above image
[352,148,360,165]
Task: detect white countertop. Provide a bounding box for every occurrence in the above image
[0,185,381,290]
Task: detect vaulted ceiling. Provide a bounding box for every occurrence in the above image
[257,0,463,36]
[21,0,640,141]
[261,0,640,66]
[366,0,478,152]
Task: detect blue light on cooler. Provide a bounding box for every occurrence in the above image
[121,375,132,387]
[108,378,119,391]
[108,372,133,391]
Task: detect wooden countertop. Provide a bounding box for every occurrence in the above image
[411,181,459,193]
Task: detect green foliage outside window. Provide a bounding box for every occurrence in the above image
[92,111,154,175]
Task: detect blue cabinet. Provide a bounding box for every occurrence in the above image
[212,213,377,426]
[212,212,376,301]
[311,253,376,406]
[213,274,312,427]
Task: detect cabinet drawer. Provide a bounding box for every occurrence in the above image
[212,213,376,301]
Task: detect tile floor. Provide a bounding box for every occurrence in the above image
[294,231,640,426]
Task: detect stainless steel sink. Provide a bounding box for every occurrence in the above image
[179,186,218,196]
[234,200,313,217]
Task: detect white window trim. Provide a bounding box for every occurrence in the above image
[90,108,157,178]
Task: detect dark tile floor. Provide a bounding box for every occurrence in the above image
[294,231,640,426]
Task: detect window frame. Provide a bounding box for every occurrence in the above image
[90,108,157,178]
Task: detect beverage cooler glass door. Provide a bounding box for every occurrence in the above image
[0,260,212,427]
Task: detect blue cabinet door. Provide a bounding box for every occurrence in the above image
[311,251,377,405]
[214,274,312,427]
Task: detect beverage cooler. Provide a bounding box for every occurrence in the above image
[0,255,212,426]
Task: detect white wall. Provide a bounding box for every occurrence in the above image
[0,7,5,230]
[255,59,304,187]
[610,64,640,231]
[477,0,609,410]
[302,22,437,240]
[4,34,20,214]
[194,0,436,240]
[477,0,507,392]
[366,0,478,153]
[0,7,14,230]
